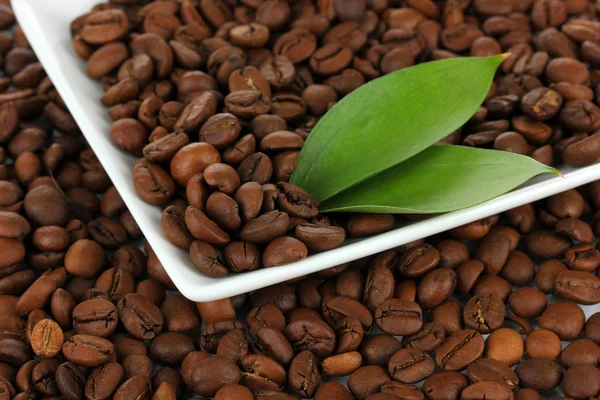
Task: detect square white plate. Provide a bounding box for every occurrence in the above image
[14,0,600,301]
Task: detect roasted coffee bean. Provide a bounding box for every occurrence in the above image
[539,301,585,340]
[423,371,469,400]
[360,334,403,367]
[417,268,456,310]
[62,335,114,367]
[501,250,535,286]
[149,332,196,366]
[289,350,321,397]
[430,300,464,336]
[462,381,514,400]
[117,293,163,340]
[121,353,152,382]
[189,356,242,397]
[508,288,547,319]
[202,319,247,353]
[322,351,362,377]
[253,326,294,367]
[388,348,434,384]
[560,338,600,368]
[324,296,372,331]
[72,299,118,337]
[468,358,519,389]
[463,294,505,334]
[85,362,124,400]
[284,315,335,358]
[239,353,286,393]
[374,299,422,336]
[435,329,484,371]
[30,319,63,358]
[80,9,129,45]
[525,329,562,361]
[30,358,59,396]
[402,322,445,353]
[55,362,86,400]
[515,359,562,391]
[397,244,440,278]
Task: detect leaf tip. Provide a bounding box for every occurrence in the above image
[500,52,511,60]
[543,165,562,177]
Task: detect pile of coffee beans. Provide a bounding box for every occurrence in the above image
[3,56,600,400]
[70,0,600,278]
[3,0,600,399]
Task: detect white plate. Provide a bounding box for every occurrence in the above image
[14,0,600,302]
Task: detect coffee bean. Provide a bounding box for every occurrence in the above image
[397,244,440,278]
[31,358,59,396]
[121,354,152,381]
[324,296,372,332]
[185,206,230,246]
[72,299,118,337]
[117,293,163,340]
[189,355,242,397]
[430,300,465,336]
[15,276,56,317]
[388,348,434,384]
[515,359,562,391]
[55,362,86,400]
[463,294,506,334]
[501,250,535,286]
[563,364,600,399]
[216,329,248,364]
[347,214,396,238]
[360,334,403,367]
[206,192,241,231]
[202,319,246,353]
[149,332,196,366]
[468,358,520,390]
[423,371,469,400]
[253,326,294,367]
[240,211,289,244]
[0,238,24,270]
[289,350,321,397]
[113,375,151,400]
[540,301,585,340]
[0,211,30,239]
[525,329,561,361]
[160,295,200,336]
[435,329,484,371]
[374,299,422,336]
[30,319,63,359]
[560,338,600,368]
[284,315,335,358]
[462,381,514,400]
[508,287,548,319]
[133,160,175,205]
[322,351,362,377]
[263,236,308,267]
[215,384,254,400]
[417,268,456,309]
[62,334,114,367]
[85,362,124,400]
[402,322,445,353]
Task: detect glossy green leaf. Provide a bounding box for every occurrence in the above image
[290,55,507,201]
[320,146,559,214]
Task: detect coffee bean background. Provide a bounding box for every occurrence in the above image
[68,0,600,280]
[3,0,600,399]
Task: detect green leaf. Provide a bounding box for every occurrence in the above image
[290,55,507,202]
[319,146,560,214]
